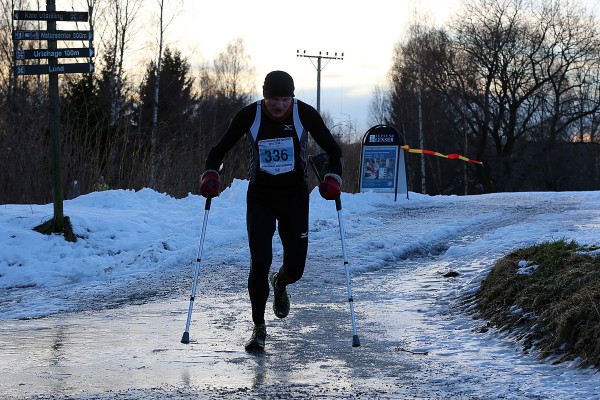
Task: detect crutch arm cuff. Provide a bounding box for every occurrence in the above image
[201,169,220,178]
[324,173,342,186]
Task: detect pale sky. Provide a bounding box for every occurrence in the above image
[167,0,461,133]
[61,0,599,134]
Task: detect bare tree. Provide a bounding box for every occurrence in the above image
[194,38,255,187]
[149,0,181,188]
[448,0,600,190]
[108,0,141,127]
[212,37,255,102]
[389,23,468,194]
[196,38,255,143]
[536,0,600,147]
[367,84,390,127]
[388,0,600,192]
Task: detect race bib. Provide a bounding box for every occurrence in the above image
[258,137,295,175]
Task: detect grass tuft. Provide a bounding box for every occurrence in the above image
[476,239,600,368]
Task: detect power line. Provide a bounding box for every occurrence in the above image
[296,50,344,113]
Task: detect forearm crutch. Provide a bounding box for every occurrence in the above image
[309,154,361,347]
[181,197,212,344]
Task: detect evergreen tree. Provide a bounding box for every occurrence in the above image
[138,47,195,146]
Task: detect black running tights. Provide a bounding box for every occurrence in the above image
[246,181,309,325]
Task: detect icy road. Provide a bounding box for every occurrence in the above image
[1,184,599,399]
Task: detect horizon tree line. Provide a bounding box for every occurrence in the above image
[2,0,600,204]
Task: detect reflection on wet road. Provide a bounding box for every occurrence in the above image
[2,194,598,399]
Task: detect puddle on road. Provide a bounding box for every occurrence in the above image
[1,255,588,399]
[0,287,422,399]
[3,195,597,399]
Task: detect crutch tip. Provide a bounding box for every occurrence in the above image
[181,332,190,344]
[352,335,361,347]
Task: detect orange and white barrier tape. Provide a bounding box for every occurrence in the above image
[401,145,483,165]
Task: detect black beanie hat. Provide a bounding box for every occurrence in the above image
[262,70,295,98]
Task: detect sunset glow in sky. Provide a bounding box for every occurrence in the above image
[29,0,600,134]
[168,0,461,132]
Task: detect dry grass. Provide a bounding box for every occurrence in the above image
[476,240,600,369]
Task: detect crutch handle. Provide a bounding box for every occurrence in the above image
[335,197,342,211]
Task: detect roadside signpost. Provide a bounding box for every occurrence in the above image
[13,30,93,41]
[359,125,408,201]
[13,10,88,21]
[12,0,94,235]
[15,48,95,60]
[14,62,95,75]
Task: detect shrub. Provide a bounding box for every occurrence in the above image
[476,240,600,368]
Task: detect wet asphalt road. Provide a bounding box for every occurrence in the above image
[2,194,597,399]
[0,264,433,399]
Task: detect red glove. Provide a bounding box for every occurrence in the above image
[318,173,342,200]
[199,170,220,198]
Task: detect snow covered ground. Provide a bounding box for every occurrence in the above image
[1,180,599,399]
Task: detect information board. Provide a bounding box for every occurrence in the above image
[359,125,408,200]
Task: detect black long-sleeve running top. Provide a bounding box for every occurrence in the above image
[205,99,343,188]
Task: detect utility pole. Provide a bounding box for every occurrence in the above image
[296,50,343,113]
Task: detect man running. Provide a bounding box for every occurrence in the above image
[200,70,343,351]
